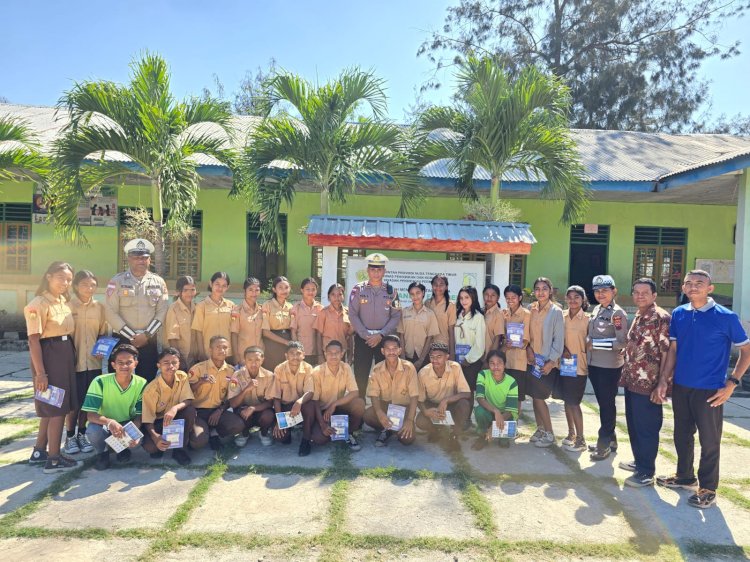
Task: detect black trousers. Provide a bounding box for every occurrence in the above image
[353,334,385,395]
[672,383,723,491]
[625,389,662,477]
[588,365,621,445]
[110,335,159,383]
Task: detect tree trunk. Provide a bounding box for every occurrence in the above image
[320,185,330,214]
[490,175,501,204]
[151,177,166,277]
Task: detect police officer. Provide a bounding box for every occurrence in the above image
[104,239,169,383]
[348,253,402,393]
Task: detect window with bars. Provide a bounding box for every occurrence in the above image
[0,204,32,274]
[118,208,202,280]
[311,247,366,286]
[632,227,687,294]
[509,255,526,287]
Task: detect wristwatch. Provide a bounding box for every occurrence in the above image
[727,376,741,386]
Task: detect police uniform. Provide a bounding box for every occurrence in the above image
[104,239,169,382]
[348,253,402,393]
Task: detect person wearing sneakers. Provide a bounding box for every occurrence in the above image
[587,274,629,461]
[228,346,276,447]
[82,344,147,470]
[618,278,671,488]
[471,351,519,450]
[271,341,314,445]
[560,286,590,453]
[654,270,750,508]
[141,347,195,466]
[188,336,245,451]
[299,340,365,455]
[416,343,472,451]
[363,335,420,447]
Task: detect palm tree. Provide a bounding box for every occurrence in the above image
[419,56,589,224]
[0,116,48,183]
[244,67,425,251]
[52,52,243,275]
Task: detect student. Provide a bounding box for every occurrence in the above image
[560,285,590,453]
[526,277,564,448]
[231,277,264,364]
[398,282,440,371]
[483,284,505,361]
[291,278,324,366]
[363,335,419,447]
[587,274,629,460]
[471,351,519,450]
[262,276,293,371]
[501,285,531,409]
[425,274,457,358]
[188,336,245,450]
[299,340,365,455]
[315,283,353,361]
[454,286,486,395]
[82,344,147,470]
[141,347,195,466]
[271,341,314,445]
[416,342,472,451]
[228,346,276,447]
[192,272,234,363]
[654,270,750,508]
[25,261,80,473]
[164,275,197,370]
[64,270,106,456]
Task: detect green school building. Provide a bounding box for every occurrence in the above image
[0,104,749,328]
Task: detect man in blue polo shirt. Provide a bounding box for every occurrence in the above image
[653,270,750,509]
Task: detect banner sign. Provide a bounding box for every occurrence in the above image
[33,186,117,227]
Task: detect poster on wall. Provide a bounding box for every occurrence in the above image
[695,259,735,284]
[33,186,117,227]
[345,257,486,303]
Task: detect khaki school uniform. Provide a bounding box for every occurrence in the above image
[261,298,293,330]
[503,306,531,371]
[417,361,471,403]
[530,301,558,367]
[564,309,590,375]
[227,366,275,407]
[141,370,194,424]
[188,360,235,409]
[164,299,195,365]
[192,296,235,357]
[398,306,440,359]
[230,300,264,355]
[484,304,505,355]
[291,300,324,357]
[69,296,107,372]
[425,298,457,347]
[315,304,351,349]
[366,359,420,406]
[272,360,314,403]
[305,362,358,405]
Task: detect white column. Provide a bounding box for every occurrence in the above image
[733,169,750,333]
[490,253,511,308]
[321,246,338,306]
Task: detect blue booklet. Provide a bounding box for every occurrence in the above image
[92,336,119,358]
[276,411,303,429]
[330,414,349,441]
[492,420,517,438]
[386,404,406,431]
[162,418,185,449]
[506,322,525,348]
[455,344,471,363]
[560,355,578,377]
[35,385,65,408]
[531,354,545,378]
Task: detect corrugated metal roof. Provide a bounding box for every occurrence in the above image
[307,215,537,244]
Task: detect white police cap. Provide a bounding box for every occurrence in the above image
[366,253,389,267]
[592,274,616,290]
[124,238,155,256]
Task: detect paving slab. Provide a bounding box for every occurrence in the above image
[0,351,32,380]
[0,435,40,463]
[0,397,36,419]
[21,467,200,530]
[184,473,331,536]
[0,422,33,441]
[0,463,61,516]
[658,441,750,480]
[351,431,454,473]
[0,379,32,397]
[226,431,332,469]
[156,546,320,562]
[345,478,482,539]
[344,549,485,562]
[0,537,148,561]
[484,480,639,543]
[462,440,574,476]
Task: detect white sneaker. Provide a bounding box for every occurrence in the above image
[64,435,80,454]
[234,435,248,447]
[529,428,544,443]
[561,433,576,446]
[259,433,273,447]
[618,460,637,472]
[77,433,94,453]
[534,431,555,448]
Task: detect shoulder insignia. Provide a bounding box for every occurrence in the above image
[106,282,116,297]
[613,315,623,329]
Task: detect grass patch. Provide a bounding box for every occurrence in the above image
[718,485,750,511]
[0,391,33,406]
[0,425,37,447]
[459,481,497,537]
[683,540,750,559]
[163,460,226,532]
[0,416,37,425]
[722,431,750,448]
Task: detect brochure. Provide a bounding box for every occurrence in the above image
[91,336,119,358]
[506,322,525,348]
[491,420,517,439]
[592,337,616,350]
[386,404,406,431]
[330,414,349,441]
[431,410,455,426]
[531,354,545,378]
[455,344,471,363]
[161,419,184,449]
[276,411,304,430]
[105,421,144,453]
[35,385,65,408]
[560,355,578,377]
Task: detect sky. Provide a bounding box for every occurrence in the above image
[1,1,748,124]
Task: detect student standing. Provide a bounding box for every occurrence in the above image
[471,351,519,450]
[587,274,629,460]
[64,270,106,456]
[526,277,564,448]
[425,274,457,358]
[228,347,276,447]
[315,283,353,361]
[231,277,264,361]
[483,284,505,361]
[271,341,314,445]
[655,270,750,508]
[560,285,590,453]
[164,276,197,371]
[291,278,324,366]
[398,282,440,371]
[25,261,80,473]
[262,276,294,371]
[501,285,531,408]
[192,272,234,363]
[454,286,486,394]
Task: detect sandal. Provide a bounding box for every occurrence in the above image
[688,488,716,509]
[590,446,611,461]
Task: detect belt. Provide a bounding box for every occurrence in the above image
[271,329,291,337]
[40,335,72,343]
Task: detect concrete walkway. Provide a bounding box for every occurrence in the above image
[0,351,748,561]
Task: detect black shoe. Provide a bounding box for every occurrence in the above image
[499,438,511,448]
[150,450,164,459]
[42,455,79,474]
[29,448,48,465]
[590,446,611,461]
[610,438,618,452]
[95,451,111,471]
[298,439,312,457]
[116,448,132,463]
[172,448,191,466]
[209,435,223,451]
[281,430,292,445]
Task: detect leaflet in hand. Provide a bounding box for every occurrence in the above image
[592,338,616,350]
[531,354,545,378]
[35,385,65,408]
[506,322,525,348]
[491,420,517,438]
[455,344,471,363]
[330,414,349,441]
[161,419,184,449]
[431,410,455,426]
[386,404,406,431]
[560,355,578,377]
[105,421,143,453]
[92,336,119,358]
[276,411,303,429]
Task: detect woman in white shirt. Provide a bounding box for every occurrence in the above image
[454,286,486,397]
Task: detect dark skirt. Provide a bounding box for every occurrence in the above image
[35,337,77,417]
[263,329,291,371]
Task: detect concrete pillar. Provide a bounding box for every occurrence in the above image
[733,169,750,333]
[321,246,338,305]
[490,253,511,308]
